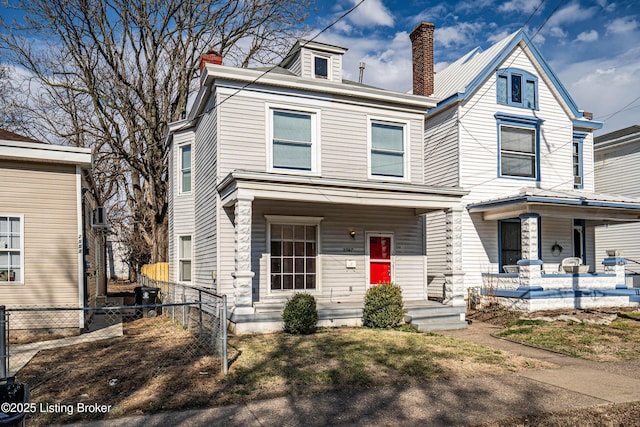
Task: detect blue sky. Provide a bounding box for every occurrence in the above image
[1,0,638,135]
[309,0,640,134]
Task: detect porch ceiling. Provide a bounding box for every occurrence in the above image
[467,187,640,223]
[218,170,467,214]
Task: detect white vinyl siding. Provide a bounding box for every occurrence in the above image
[193,96,218,288]
[215,200,427,303]
[424,107,460,187]
[216,87,424,184]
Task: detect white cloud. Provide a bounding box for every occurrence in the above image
[558,47,640,134]
[487,30,513,43]
[544,2,598,39]
[576,30,599,42]
[317,30,413,92]
[346,0,394,28]
[434,22,483,48]
[455,0,494,13]
[498,0,543,14]
[607,17,639,34]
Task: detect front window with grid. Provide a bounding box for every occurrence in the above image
[270,224,317,290]
[0,216,22,283]
[180,145,192,193]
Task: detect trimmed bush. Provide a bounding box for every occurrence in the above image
[363,282,405,328]
[282,293,319,334]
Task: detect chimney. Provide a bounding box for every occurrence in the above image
[409,22,435,97]
[583,111,593,120]
[199,49,222,76]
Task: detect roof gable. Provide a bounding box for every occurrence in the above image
[432,30,598,126]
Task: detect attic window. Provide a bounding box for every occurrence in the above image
[314,56,328,79]
[496,68,538,110]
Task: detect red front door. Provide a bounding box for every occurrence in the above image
[369,236,391,284]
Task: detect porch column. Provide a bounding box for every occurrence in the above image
[444,207,465,307]
[517,213,542,287]
[232,195,255,314]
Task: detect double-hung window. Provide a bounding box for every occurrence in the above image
[0,216,23,283]
[267,216,322,291]
[270,108,318,172]
[496,68,538,110]
[179,235,191,282]
[573,132,586,189]
[496,113,543,180]
[180,145,192,193]
[370,120,407,179]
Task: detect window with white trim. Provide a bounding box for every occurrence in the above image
[572,132,586,189]
[314,56,329,79]
[180,145,192,193]
[270,109,317,172]
[270,223,317,291]
[0,216,23,283]
[496,68,538,110]
[179,235,191,282]
[496,113,543,180]
[370,120,406,178]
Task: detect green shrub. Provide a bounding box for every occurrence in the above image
[282,293,319,334]
[363,282,405,328]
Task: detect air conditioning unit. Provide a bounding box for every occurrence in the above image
[573,176,582,187]
[92,206,108,229]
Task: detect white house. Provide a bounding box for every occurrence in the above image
[594,125,640,287]
[421,25,640,311]
[167,40,468,334]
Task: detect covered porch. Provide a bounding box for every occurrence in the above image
[217,170,468,334]
[468,188,640,311]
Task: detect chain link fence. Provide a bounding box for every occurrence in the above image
[1,279,227,380]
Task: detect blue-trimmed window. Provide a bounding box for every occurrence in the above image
[573,131,586,189]
[496,68,538,109]
[496,113,544,180]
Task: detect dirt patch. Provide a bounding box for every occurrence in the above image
[475,401,640,427]
[468,306,640,327]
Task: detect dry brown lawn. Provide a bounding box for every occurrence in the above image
[17,319,546,426]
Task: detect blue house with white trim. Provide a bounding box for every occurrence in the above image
[414,25,640,310]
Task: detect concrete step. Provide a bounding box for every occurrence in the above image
[412,321,468,332]
[404,305,467,332]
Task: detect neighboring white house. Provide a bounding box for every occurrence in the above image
[167,38,468,333]
[594,125,640,286]
[422,27,640,311]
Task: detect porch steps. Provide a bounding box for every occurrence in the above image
[404,305,467,332]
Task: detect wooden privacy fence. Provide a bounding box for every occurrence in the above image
[140,262,169,282]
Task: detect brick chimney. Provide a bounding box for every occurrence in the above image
[409,22,435,97]
[583,111,593,120]
[199,49,222,76]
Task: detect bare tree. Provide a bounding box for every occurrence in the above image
[0,0,309,263]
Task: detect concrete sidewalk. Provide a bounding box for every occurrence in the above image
[63,321,640,427]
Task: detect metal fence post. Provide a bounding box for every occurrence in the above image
[198,290,203,339]
[0,305,7,379]
[221,295,228,374]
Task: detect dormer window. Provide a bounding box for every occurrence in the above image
[496,68,538,110]
[314,56,328,79]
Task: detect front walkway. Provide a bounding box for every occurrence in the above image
[9,323,123,375]
[64,321,640,427]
